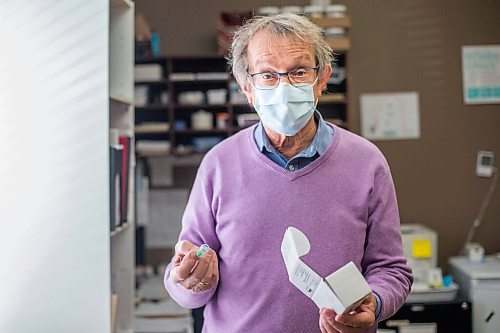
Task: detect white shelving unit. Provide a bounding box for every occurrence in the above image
[0,1,133,332]
[110,1,135,333]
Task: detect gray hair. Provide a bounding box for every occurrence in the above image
[228,13,333,88]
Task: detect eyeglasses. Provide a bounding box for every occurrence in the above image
[247,66,320,90]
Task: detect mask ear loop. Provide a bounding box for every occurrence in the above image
[246,75,256,90]
[311,75,321,106]
[244,75,258,108]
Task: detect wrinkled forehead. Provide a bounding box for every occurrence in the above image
[247,30,315,69]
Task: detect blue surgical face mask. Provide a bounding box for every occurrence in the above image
[253,83,316,136]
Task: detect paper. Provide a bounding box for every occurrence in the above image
[412,239,432,259]
[281,227,323,298]
[462,45,500,104]
[281,227,372,314]
[360,92,420,140]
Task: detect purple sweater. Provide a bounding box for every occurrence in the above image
[164,124,413,333]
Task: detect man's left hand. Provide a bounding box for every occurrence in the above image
[319,292,377,333]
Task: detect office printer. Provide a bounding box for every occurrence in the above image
[401,223,458,303]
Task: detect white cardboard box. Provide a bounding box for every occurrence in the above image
[281,227,372,314]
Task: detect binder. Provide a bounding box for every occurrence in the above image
[110,145,123,230]
[119,136,131,225]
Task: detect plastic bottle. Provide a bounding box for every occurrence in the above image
[150,29,160,57]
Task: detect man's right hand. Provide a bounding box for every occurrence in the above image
[170,240,219,292]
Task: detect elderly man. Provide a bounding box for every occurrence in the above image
[164,13,412,333]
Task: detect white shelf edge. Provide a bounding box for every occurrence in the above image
[110,221,133,238]
[110,95,133,105]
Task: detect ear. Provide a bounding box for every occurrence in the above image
[313,66,332,100]
[318,66,332,92]
[240,79,255,106]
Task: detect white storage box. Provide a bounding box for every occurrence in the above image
[135,64,163,81]
[207,89,227,105]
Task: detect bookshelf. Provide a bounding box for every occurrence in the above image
[135,56,244,156]
[135,28,351,156]
[0,1,133,332]
[311,16,351,129]
[110,1,135,333]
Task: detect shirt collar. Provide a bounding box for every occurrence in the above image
[254,110,333,158]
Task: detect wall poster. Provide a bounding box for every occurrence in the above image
[462,45,500,104]
[360,92,420,141]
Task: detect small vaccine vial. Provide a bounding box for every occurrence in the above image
[196,244,210,258]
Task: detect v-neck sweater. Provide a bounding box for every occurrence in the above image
[164,124,413,333]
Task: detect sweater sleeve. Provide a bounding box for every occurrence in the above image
[164,160,221,309]
[361,164,413,321]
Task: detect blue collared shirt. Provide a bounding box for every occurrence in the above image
[253,111,334,171]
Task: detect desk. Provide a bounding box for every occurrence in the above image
[378,300,472,333]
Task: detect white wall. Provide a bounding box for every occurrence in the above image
[0,1,110,332]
